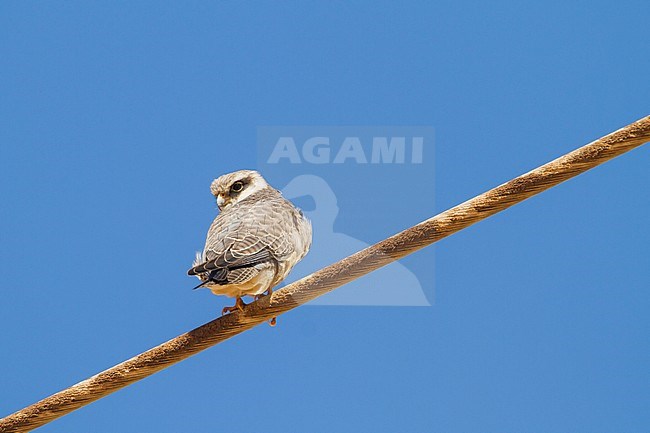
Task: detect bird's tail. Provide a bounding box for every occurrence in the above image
[192,279,208,290]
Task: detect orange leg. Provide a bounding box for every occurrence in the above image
[253,288,277,326]
[266,287,277,326]
[254,287,274,300]
[221,297,247,315]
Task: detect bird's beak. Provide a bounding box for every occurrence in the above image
[216,194,226,208]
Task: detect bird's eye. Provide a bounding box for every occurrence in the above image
[230,181,244,193]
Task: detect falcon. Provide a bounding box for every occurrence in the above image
[188,170,312,325]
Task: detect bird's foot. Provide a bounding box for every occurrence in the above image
[252,289,277,326]
[265,288,277,326]
[254,287,274,301]
[221,297,247,316]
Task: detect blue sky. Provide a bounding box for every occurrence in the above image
[1,2,649,432]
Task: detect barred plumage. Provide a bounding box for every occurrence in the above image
[188,170,312,319]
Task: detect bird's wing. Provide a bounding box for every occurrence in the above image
[187,247,274,275]
[188,192,295,277]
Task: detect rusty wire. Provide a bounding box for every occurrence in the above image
[1,115,649,433]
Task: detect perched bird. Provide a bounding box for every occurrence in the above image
[188,170,312,325]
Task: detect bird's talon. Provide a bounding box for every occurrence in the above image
[222,297,247,316]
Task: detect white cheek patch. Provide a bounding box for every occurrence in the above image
[236,179,268,202]
[237,188,256,202]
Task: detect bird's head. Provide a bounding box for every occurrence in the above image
[210,169,270,210]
